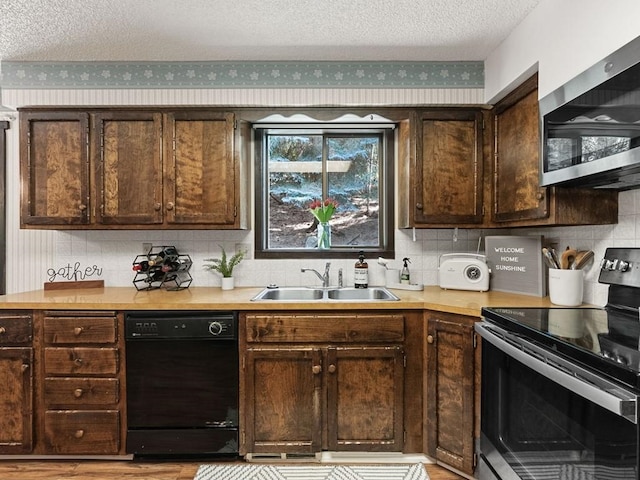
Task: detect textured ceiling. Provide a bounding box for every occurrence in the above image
[0,0,541,62]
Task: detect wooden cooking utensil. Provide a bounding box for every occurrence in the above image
[560,248,578,269]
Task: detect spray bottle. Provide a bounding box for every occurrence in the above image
[400,257,411,285]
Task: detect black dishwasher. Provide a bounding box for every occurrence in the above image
[125,311,239,458]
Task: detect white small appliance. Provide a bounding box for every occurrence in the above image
[438,253,490,292]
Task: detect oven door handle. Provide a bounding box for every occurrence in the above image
[476,322,638,424]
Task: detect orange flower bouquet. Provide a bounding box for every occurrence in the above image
[309,198,338,223]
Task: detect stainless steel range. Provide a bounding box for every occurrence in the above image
[476,247,640,480]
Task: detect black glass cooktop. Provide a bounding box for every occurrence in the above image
[481,306,640,390]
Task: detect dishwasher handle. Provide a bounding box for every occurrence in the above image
[476,322,638,424]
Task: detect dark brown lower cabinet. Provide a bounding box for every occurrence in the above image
[426,311,478,476]
[0,347,34,453]
[41,311,125,456]
[244,345,404,455]
[0,311,34,454]
[327,346,404,451]
[245,347,323,454]
[241,313,405,456]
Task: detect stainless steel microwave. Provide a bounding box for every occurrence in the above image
[540,35,640,190]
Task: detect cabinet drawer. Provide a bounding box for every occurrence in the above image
[44,316,117,344]
[44,378,119,407]
[44,348,119,375]
[44,410,120,455]
[245,314,404,343]
[0,314,32,345]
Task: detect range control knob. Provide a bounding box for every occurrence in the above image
[618,260,631,272]
[208,321,223,336]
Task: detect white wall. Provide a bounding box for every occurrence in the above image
[484,0,640,102]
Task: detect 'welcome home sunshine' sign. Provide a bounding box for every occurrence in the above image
[485,235,546,297]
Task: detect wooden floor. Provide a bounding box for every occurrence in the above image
[0,460,465,480]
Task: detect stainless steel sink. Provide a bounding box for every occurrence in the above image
[251,286,399,301]
[326,287,399,301]
[251,287,325,301]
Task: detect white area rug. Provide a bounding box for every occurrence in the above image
[195,463,429,480]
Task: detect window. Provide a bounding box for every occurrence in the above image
[254,120,394,258]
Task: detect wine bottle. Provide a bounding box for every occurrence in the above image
[133,260,150,272]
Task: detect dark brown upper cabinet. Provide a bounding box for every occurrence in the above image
[404,109,485,227]
[492,74,618,226]
[21,111,91,226]
[20,108,244,230]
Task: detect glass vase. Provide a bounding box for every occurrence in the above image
[317,222,331,249]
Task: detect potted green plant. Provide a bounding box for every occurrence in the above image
[204,246,245,290]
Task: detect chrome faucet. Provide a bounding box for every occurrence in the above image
[301,262,331,287]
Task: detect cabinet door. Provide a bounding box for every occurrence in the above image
[493,74,548,223]
[93,111,163,225]
[20,111,90,226]
[426,317,475,475]
[0,347,33,453]
[327,346,404,452]
[244,348,323,454]
[414,110,484,225]
[165,111,236,225]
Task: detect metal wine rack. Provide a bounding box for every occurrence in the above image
[132,245,193,291]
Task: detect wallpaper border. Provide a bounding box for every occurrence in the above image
[1,61,483,89]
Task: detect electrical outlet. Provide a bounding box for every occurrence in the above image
[142,242,152,254]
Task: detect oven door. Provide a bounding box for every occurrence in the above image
[476,322,639,480]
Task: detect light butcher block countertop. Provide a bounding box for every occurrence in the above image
[0,286,567,317]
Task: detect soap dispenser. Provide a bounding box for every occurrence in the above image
[400,257,411,285]
[354,251,369,289]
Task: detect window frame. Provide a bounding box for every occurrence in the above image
[254,124,395,259]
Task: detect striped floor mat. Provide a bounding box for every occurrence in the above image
[512,462,637,480]
[194,463,429,480]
